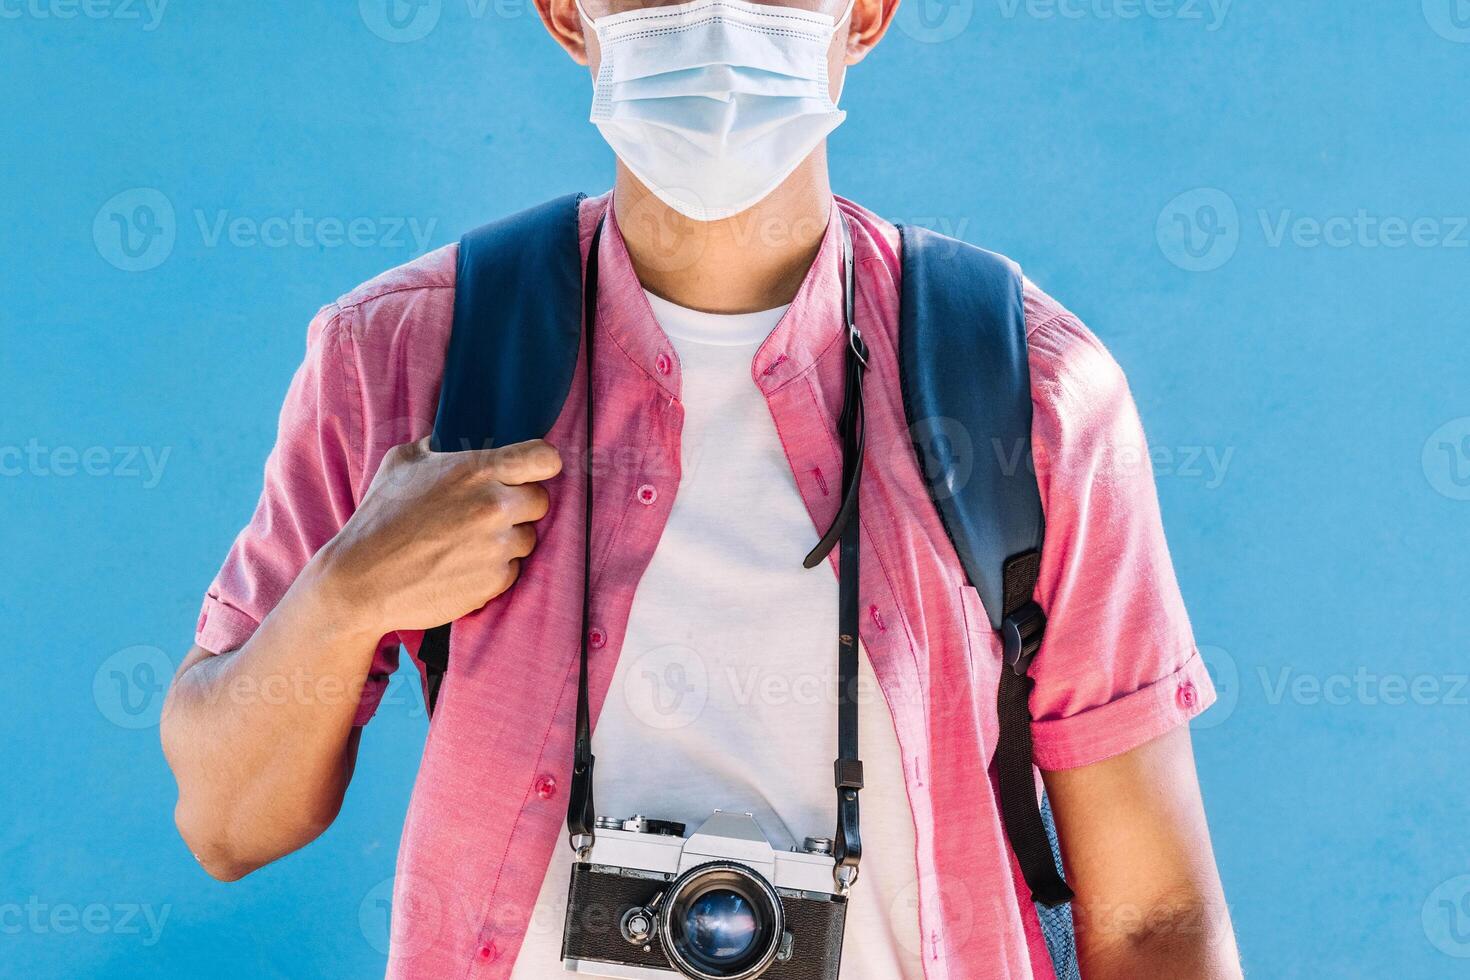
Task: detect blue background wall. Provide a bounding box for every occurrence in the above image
[3,1,1468,976]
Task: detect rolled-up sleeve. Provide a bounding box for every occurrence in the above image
[195,304,398,727]
[1024,296,1215,771]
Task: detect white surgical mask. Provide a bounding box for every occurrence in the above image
[579,0,854,222]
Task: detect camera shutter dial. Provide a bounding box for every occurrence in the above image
[620,906,657,947]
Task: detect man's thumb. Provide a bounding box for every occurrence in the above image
[489,439,564,485]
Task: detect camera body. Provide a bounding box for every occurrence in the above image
[561,811,848,980]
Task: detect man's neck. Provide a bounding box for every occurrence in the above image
[612,152,834,315]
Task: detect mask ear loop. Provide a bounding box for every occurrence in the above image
[834,0,857,31]
[577,0,619,116]
[824,0,858,109]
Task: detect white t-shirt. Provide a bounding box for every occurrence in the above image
[508,293,924,980]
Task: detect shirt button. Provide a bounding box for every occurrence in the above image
[534,774,558,800]
[478,942,498,962]
[655,352,673,376]
[588,627,607,650]
[1177,681,1198,711]
[636,484,658,506]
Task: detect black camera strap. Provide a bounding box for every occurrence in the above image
[803,216,866,890]
[567,217,605,855]
[568,214,869,893]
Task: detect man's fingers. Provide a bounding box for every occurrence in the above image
[486,440,564,485]
[505,523,538,560]
[498,484,551,524]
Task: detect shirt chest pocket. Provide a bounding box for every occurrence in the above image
[958,583,1004,763]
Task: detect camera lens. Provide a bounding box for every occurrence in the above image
[682,889,759,961]
[659,862,784,980]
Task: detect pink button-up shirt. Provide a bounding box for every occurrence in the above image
[197,193,1214,979]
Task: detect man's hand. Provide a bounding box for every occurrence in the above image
[162,438,562,881]
[1043,726,1242,979]
[317,437,563,634]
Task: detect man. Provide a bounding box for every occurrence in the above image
[161,0,1242,977]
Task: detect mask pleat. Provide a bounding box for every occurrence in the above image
[609,66,825,103]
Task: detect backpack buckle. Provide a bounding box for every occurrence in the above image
[1002,601,1047,675]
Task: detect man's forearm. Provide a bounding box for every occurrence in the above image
[1044,729,1242,980]
[1075,896,1241,979]
[161,551,382,880]
[163,438,562,880]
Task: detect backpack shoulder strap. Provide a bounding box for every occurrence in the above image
[432,192,589,453]
[419,192,589,716]
[896,224,1075,911]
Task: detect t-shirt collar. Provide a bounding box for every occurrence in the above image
[594,197,846,400]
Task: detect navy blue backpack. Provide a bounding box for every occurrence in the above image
[418,193,1079,977]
